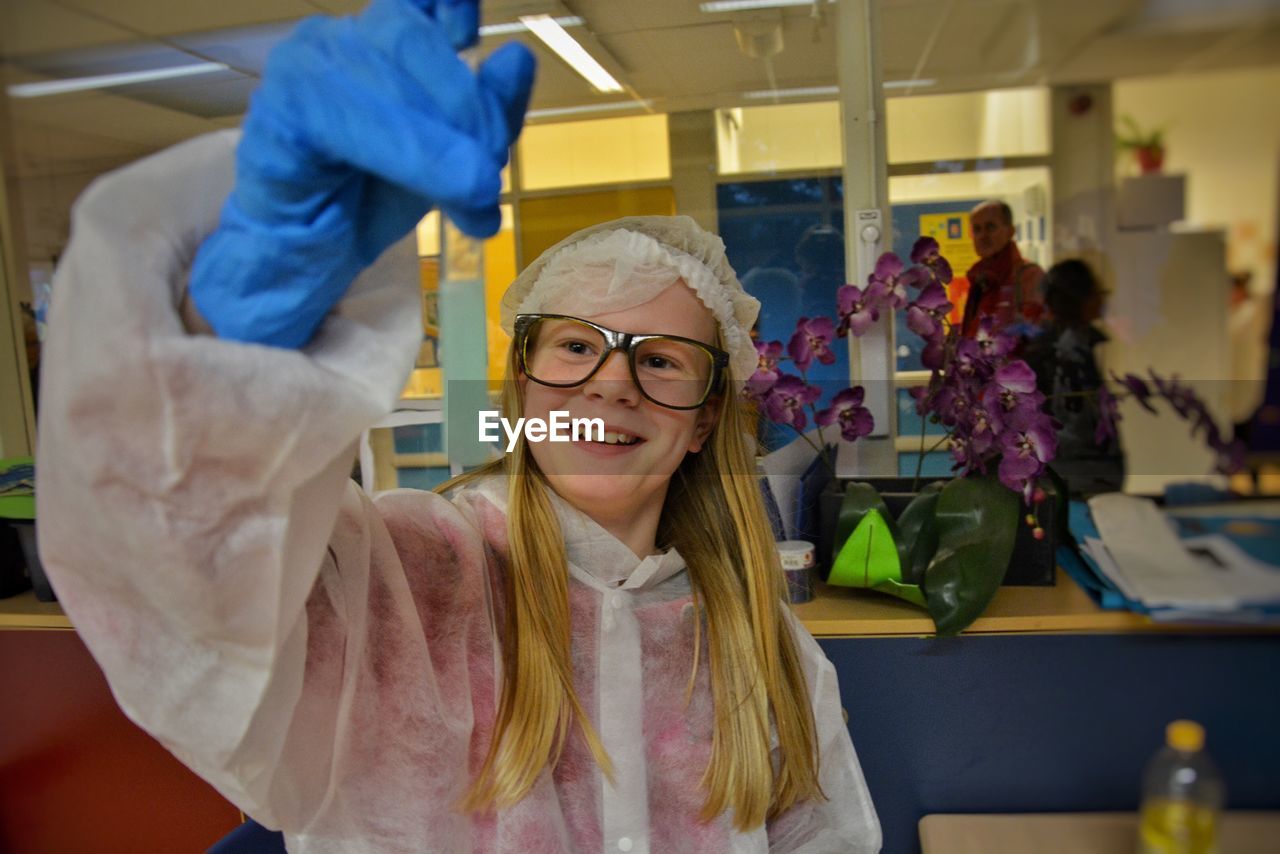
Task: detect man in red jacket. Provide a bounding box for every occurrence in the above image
[960,200,1045,338]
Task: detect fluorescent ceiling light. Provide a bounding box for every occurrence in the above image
[527,99,651,120]
[479,15,583,37]
[519,14,623,93]
[7,61,230,98]
[883,78,936,90]
[744,85,839,99]
[700,0,833,12]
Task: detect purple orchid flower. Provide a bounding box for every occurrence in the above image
[816,387,876,442]
[905,282,953,339]
[949,434,976,471]
[973,316,1016,359]
[932,381,975,428]
[1150,371,1198,418]
[1094,385,1120,445]
[909,236,954,284]
[954,338,997,381]
[909,384,932,416]
[763,374,822,431]
[909,237,939,265]
[836,281,885,337]
[920,337,946,370]
[966,404,1000,456]
[1111,372,1158,414]
[869,253,911,309]
[997,412,1058,496]
[745,340,785,399]
[788,316,836,372]
[994,360,1038,395]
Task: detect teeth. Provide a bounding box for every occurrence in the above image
[602,431,637,445]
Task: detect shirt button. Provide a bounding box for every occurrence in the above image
[617,838,633,852]
[611,594,624,610]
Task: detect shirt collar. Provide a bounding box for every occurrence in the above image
[465,476,687,591]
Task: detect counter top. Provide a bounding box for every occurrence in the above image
[0,589,72,630]
[4,569,1276,636]
[792,568,1280,637]
[919,811,1280,854]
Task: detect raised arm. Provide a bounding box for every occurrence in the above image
[35,0,533,827]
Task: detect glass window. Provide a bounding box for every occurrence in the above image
[897,451,954,479]
[517,113,670,191]
[716,102,844,175]
[516,186,675,267]
[717,176,846,451]
[406,205,516,399]
[717,178,827,210]
[886,87,1049,164]
[889,168,1052,372]
[896,387,948,440]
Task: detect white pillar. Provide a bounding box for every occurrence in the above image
[1050,84,1114,274]
[836,0,894,476]
[668,110,719,234]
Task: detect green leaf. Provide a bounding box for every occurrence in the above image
[895,481,945,586]
[924,475,1020,636]
[829,508,926,608]
[834,481,895,548]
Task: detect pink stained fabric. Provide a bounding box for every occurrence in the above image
[36,130,882,853]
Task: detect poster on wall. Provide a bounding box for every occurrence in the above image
[890,200,985,372]
[917,212,980,276]
[418,257,440,369]
[402,257,443,398]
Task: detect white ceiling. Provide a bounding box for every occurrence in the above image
[2,0,1280,179]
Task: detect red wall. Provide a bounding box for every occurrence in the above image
[0,630,242,852]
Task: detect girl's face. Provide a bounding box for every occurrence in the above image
[519,280,721,529]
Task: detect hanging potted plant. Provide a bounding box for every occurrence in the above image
[1116,115,1168,175]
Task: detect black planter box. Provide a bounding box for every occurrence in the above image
[815,477,1057,586]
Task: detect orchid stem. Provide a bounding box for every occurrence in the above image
[913,394,928,491]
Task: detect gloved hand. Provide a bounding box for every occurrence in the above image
[189,0,536,348]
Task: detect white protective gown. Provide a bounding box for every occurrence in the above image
[36,131,882,854]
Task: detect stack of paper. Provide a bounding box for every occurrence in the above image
[1070,494,1280,623]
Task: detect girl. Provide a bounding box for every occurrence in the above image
[36,1,881,851]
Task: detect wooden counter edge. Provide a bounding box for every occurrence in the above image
[0,589,73,630]
[791,569,1280,637]
[4,571,1276,637]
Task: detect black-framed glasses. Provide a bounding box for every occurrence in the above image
[514,313,728,410]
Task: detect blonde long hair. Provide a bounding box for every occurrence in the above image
[445,341,823,829]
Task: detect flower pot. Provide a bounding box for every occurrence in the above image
[816,477,1057,586]
[1135,145,1164,174]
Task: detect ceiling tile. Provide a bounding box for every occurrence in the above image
[9,85,222,149]
[166,21,297,75]
[55,0,319,38]
[109,72,259,118]
[0,0,138,58]
[11,40,212,78]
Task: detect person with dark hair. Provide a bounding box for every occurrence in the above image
[1024,259,1126,496]
[960,200,1045,338]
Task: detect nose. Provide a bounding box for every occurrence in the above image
[583,350,640,406]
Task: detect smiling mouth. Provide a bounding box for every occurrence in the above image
[593,430,641,446]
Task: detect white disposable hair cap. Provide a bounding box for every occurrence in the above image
[500,216,761,387]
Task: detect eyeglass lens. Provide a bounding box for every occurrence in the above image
[522,316,714,408]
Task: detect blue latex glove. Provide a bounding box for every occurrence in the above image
[190,0,535,348]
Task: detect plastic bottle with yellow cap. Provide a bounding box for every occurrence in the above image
[1137,720,1226,854]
